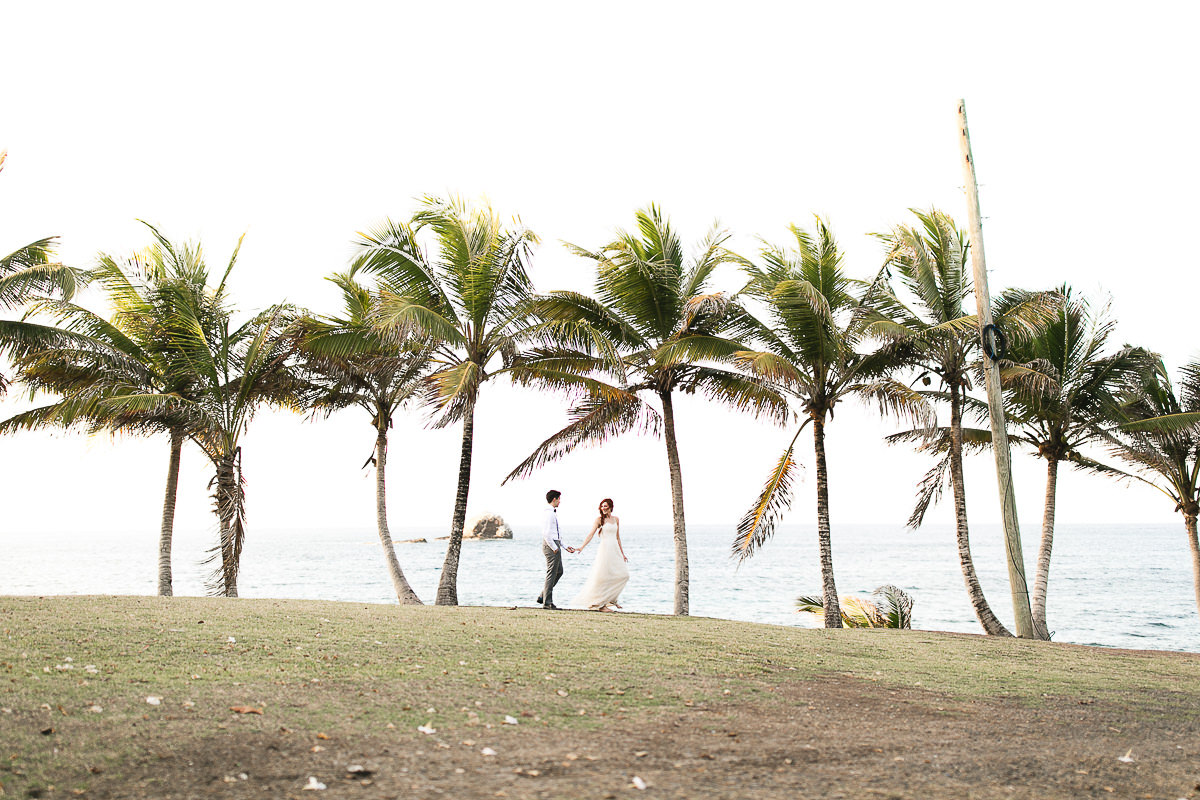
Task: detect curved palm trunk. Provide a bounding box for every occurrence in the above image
[437,403,475,606]
[1031,457,1059,638]
[157,428,184,596]
[811,413,842,628]
[216,453,240,598]
[1185,504,1200,618]
[948,384,1011,636]
[375,423,422,605]
[660,391,690,616]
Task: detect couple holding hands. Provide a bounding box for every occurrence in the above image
[537,490,629,611]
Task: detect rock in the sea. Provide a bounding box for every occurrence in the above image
[464,513,514,540]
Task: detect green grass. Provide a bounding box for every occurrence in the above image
[2,595,1199,795]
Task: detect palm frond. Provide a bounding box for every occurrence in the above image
[871,585,914,628]
[1119,411,1200,435]
[502,386,660,484]
[372,292,466,346]
[686,367,791,426]
[1060,449,1135,481]
[852,377,935,428]
[653,334,746,370]
[907,449,950,529]
[733,349,807,392]
[733,434,803,560]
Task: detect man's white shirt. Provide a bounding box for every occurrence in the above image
[542,506,562,551]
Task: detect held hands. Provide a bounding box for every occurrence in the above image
[565,546,577,554]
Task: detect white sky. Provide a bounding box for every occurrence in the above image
[2,2,1197,543]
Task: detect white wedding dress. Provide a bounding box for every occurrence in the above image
[570,522,629,610]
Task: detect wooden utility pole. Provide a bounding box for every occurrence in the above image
[956,99,1038,639]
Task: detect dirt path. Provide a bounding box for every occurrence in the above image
[84,676,1200,800]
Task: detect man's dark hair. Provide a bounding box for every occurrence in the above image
[546,490,561,504]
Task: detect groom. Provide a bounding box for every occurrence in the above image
[537,489,574,609]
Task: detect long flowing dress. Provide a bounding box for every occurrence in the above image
[570,521,629,610]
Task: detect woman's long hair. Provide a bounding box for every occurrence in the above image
[598,498,615,528]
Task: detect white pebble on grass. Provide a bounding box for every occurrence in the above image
[417,724,436,735]
[503,715,519,725]
[632,776,648,790]
[302,776,326,791]
[480,747,497,756]
[146,697,161,705]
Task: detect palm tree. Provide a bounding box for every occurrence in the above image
[62,230,300,596]
[172,295,298,597]
[1104,356,1200,618]
[797,585,913,629]
[997,286,1148,635]
[731,218,929,628]
[351,197,540,606]
[871,210,1060,637]
[506,205,786,616]
[4,228,214,595]
[294,270,432,604]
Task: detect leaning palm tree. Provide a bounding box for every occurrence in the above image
[732,218,930,629]
[871,209,1054,637]
[997,286,1148,635]
[294,270,433,604]
[1104,356,1200,618]
[4,228,214,595]
[351,197,540,606]
[506,205,787,616]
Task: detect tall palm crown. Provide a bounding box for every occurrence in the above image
[1106,356,1200,617]
[352,197,540,606]
[508,205,786,616]
[296,271,431,428]
[1000,288,1143,464]
[295,270,433,605]
[15,230,219,425]
[998,286,1149,632]
[732,218,927,628]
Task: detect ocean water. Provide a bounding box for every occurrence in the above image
[4,522,1196,653]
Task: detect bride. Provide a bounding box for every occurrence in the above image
[570,498,629,611]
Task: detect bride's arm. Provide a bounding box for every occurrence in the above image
[576,517,602,551]
[614,519,628,562]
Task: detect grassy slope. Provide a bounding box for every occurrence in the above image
[2,596,1199,796]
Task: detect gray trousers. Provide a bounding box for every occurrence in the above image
[541,543,564,606]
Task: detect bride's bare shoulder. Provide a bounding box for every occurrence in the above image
[608,514,620,524]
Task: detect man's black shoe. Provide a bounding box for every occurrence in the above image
[536,595,543,604]
[543,603,559,610]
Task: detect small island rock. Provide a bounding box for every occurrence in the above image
[464,513,514,540]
